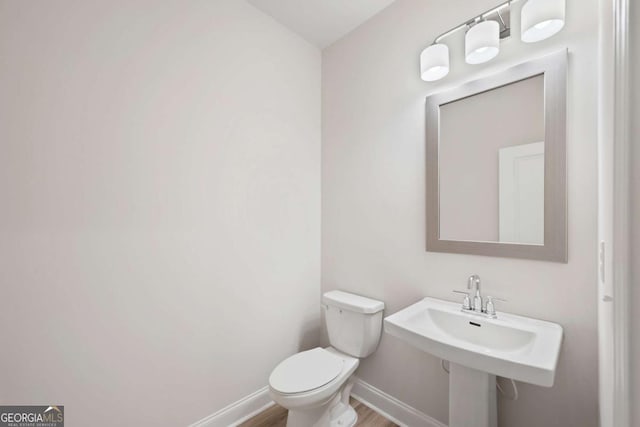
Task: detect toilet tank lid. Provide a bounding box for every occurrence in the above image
[322,290,384,314]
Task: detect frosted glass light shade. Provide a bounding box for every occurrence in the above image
[521,0,565,43]
[465,21,500,64]
[420,44,450,82]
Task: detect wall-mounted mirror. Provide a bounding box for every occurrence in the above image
[426,50,567,262]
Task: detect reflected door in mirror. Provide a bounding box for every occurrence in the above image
[498,142,544,244]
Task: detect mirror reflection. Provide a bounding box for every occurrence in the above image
[438,75,545,245]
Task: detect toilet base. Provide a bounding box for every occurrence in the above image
[330,401,357,427]
[285,381,357,427]
[286,399,357,427]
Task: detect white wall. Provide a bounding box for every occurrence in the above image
[0,1,320,426]
[630,0,640,424]
[322,0,599,426]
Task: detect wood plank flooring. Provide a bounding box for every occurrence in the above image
[239,397,398,427]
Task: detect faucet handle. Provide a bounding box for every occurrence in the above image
[485,296,506,317]
[453,290,472,310]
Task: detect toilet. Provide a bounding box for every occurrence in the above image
[268,290,385,427]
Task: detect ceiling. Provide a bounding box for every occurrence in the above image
[248,0,397,49]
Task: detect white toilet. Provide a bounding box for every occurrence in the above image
[268,290,385,427]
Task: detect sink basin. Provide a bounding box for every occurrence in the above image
[384,297,563,387]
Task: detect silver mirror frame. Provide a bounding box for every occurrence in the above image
[426,50,568,262]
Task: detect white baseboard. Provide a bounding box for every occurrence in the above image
[189,386,274,427]
[351,377,447,427]
[189,378,446,427]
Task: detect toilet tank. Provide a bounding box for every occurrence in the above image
[322,290,385,358]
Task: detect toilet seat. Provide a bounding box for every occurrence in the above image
[269,348,344,394]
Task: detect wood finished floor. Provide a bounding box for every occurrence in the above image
[239,397,398,427]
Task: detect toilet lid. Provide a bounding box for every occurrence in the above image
[269,348,344,394]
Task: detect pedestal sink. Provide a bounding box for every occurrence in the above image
[384,297,563,427]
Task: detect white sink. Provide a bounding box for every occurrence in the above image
[384,297,563,387]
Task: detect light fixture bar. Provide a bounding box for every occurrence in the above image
[433,24,466,44]
[496,9,507,28]
[481,2,511,19]
[434,0,519,44]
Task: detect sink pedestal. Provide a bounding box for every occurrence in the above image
[449,363,497,427]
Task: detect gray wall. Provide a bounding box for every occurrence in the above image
[322,0,598,426]
[630,0,640,424]
[0,1,320,425]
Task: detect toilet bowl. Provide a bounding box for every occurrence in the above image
[268,291,385,427]
[269,347,359,426]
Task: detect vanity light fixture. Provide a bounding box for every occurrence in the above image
[420,43,450,81]
[521,0,566,43]
[419,0,566,82]
[465,20,500,64]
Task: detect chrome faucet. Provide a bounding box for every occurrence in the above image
[467,274,482,313]
[453,275,506,319]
